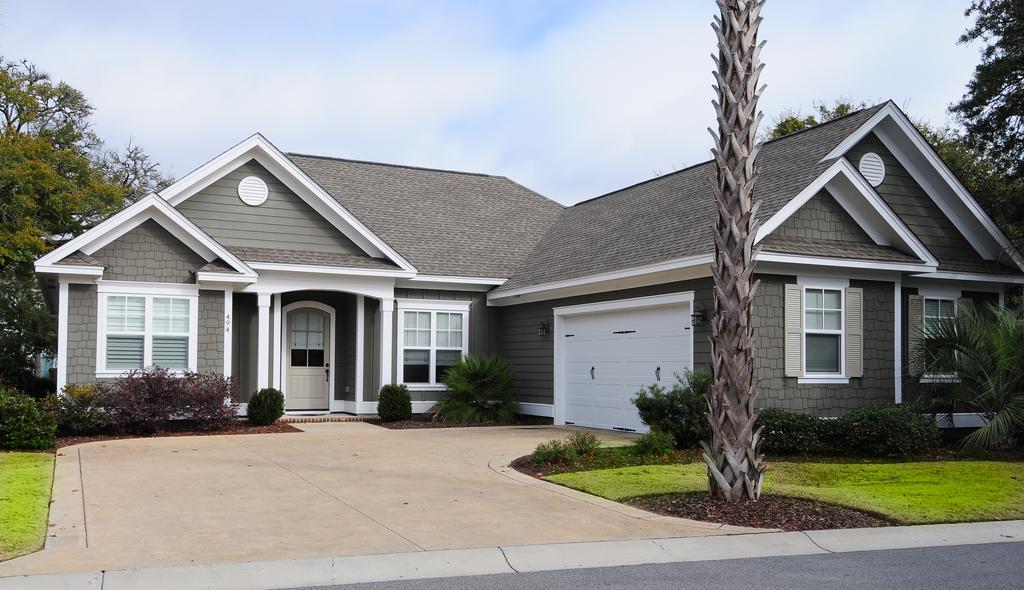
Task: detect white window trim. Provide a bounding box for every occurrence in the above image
[95,282,199,378]
[396,299,470,391]
[920,295,959,384]
[797,278,848,383]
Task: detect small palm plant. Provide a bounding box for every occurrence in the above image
[433,354,517,424]
[913,304,1024,449]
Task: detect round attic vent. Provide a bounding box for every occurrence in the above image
[858,152,886,187]
[237,176,269,206]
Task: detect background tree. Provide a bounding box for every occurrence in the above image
[764,98,872,140]
[704,0,766,502]
[952,0,1024,179]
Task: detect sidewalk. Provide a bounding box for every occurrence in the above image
[3,520,1021,590]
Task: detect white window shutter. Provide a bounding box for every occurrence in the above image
[845,287,864,378]
[784,284,803,377]
[907,294,924,374]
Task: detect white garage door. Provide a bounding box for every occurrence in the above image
[560,299,693,432]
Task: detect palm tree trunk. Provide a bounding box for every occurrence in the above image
[703,0,766,502]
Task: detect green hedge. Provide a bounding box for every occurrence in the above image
[377,384,412,422]
[248,388,284,426]
[0,389,56,450]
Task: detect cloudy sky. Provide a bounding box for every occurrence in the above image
[1,0,982,204]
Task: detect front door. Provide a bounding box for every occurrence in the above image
[286,308,330,410]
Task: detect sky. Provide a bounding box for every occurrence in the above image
[0,0,984,205]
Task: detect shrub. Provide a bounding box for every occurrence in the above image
[842,404,941,458]
[632,369,711,449]
[435,354,517,424]
[0,388,56,450]
[565,430,601,458]
[248,388,284,426]
[56,384,110,435]
[177,373,238,431]
[532,439,577,464]
[377,384,412,422]
[757,408,831,456]
[634,428,675,456]
[102,368,179,433]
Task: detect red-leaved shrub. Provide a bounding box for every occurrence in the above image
[177,372,238,430]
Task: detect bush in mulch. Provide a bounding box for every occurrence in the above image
[627,492,892,531]
[377,384,412,422]
[512,446,701,477]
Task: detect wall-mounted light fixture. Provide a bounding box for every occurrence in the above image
[537,320,550,337]
[690,302,706,328]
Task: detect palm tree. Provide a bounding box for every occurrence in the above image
[914,305,1024,449]
[702,0,767,502]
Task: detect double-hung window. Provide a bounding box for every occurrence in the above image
[97,285,198,376]
[804,288,843,375]
[923,297,956,378]
[397,300,469,387]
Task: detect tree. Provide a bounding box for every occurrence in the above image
[952,0,1024,178]
[704,0,766,502]
[764,99,871,140]
[96,139,174,204]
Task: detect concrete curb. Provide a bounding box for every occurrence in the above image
[1,520,1020,590]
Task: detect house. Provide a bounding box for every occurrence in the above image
[34,102,1024,432]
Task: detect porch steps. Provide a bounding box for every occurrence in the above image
[280,415,381,424]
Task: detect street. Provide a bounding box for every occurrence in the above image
[301,542,1024,590]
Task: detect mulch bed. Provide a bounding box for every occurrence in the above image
[627,492,892,531]
[56,421,299,448]
[511,448,701,477]
[377,416,551,430]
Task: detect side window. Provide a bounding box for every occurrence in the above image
[804,288,843,374]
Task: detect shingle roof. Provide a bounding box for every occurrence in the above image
[197,259,238,273]
[495,104,888,292]
[938,258,1021,275]
[760,236,924,264]
[288,155,564,278]
[227,246,402,271]
[53,251,103,267]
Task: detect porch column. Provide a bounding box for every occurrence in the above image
[222,290,233,378]
[272,294,282,390]
[56,280,69,393]
[380,296,394,389]
[257,293,271,390]
[894,280,902,404]
[355,294,365,404]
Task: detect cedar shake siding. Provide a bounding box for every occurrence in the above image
[198,290,224,375]
[66,284,98,386]
[91,220,206,283]
[753,275,895,416]
[771,189,875,245]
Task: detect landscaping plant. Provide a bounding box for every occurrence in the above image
[54,384,110,435]
[706,0,767,501]
[532,439,578,464]
[434,354,517,424]
[377,384,412,422]
[565,430,601,458]
[248,388,285,426]
[914,304,1024,449]
[177,373,239,430]
[0,388,56,450]
[633,369,711,449]
[634,429,675,457]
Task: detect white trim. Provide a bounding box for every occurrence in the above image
[280,301,336,412]
[196,272,256,285]
[223,290,233,378]
[159,133,416,273]
[257,294,270,390]
[487,254,713,304]
[94,287,199,378]
[246,262,415,279]
[798,280,846,380]
[273,295,282,390]
[552,292,694,427]
[894,279,902,404]
[911,271,1024,284]
[406,275,506,286]
[396,299,473,312]
[797,377,850,385]
[395,300,470,388]
[35,264,104,277]
[916,285,963,300]
[795,276,850,289]
[380,297,394,388]
[757,252,930,273]
[517,402,554,418]
[355,295,365,404]
[35,194,255,279]
[56,281,69,393]
[96,280,198,296]
[339,400,438,415]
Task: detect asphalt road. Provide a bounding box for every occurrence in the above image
[297,542,1024,590]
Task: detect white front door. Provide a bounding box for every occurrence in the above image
[286,308,330,411]
[562,303,692,432]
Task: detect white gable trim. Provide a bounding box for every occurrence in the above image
[159,133,416,273]
[822,102,1024,271]
[35,194,256,280]
[756,159,938,268]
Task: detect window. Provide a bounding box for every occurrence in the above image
[923,298,956,375]
[397,301,469,387]
[804,288,843,374]
[290,311,325,368]
[97,287,197,376]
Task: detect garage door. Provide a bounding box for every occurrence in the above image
[560,299,692,432]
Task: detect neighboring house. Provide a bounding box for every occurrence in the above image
[34,102,1024,431]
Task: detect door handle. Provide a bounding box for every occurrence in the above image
[590,366,595,380]
[325,363,330,382]
[656,366,661,381]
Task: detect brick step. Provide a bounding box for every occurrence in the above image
[280,415,381,424]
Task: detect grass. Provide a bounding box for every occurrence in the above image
[0,452,55,561]
[546,460,1024,524]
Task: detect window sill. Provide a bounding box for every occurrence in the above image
[797,376,849,385]
[401,384,448,392]
[921,374,959,384]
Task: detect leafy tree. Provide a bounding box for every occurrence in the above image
[0,267,54,383]
[764,98,872,140]
[951,0,1024,178]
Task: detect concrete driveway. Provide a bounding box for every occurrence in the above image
[0,423,752,576]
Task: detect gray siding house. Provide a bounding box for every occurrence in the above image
[35,102,1024,431]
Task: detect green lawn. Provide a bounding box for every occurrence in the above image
[0,452,55,561]
[546,461,1024,524]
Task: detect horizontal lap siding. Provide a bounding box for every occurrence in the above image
[496,278,715,406]
[176,160,364,255]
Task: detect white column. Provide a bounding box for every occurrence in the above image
[56,280,69,393]
[894,280,902,404]
[355,294,365,405]
[222,290,233,378]
[257,293,271,390]
[272,294,282,390]
[380,297,394,389]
